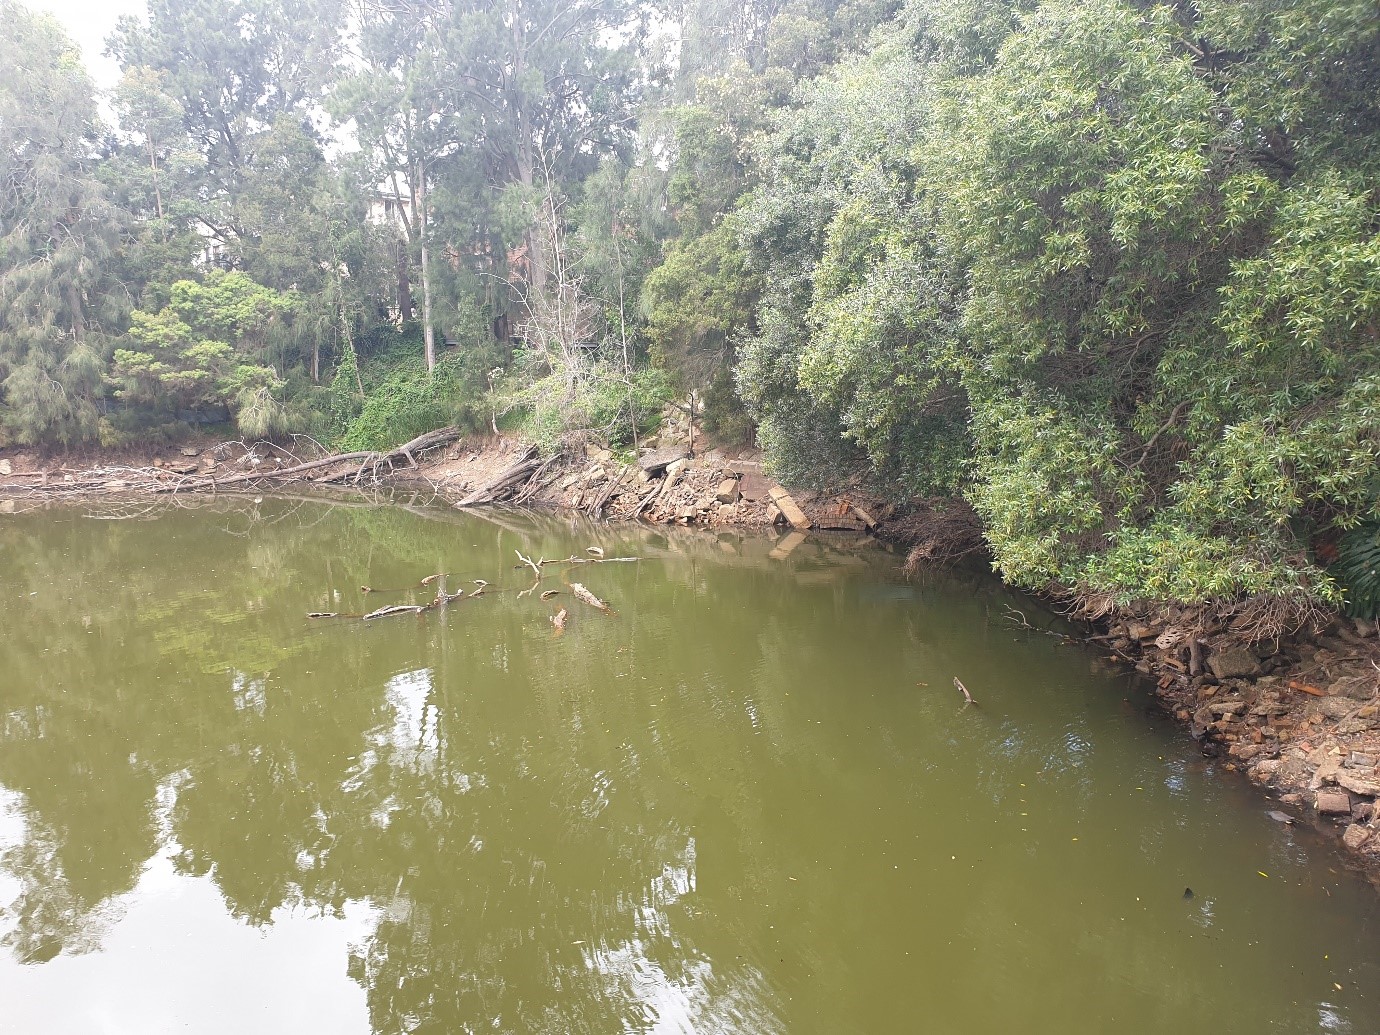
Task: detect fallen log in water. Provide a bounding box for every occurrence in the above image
[569,582,611,613]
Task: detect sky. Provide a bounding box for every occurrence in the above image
[25,0,147,90]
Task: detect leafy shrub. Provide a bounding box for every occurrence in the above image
[1334,524,1380,620]
[338,350,491,451]
[502,356,672,455]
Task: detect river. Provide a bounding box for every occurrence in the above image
[1,496,1377,1033]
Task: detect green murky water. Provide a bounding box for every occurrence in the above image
[1,496,1377,1034]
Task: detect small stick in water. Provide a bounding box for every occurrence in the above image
[953,677,977,707]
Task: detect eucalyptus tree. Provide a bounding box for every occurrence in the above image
[0,3,127,445]
[107,0,345,286]
[333,0,482,371]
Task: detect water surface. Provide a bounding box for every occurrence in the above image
[1,497,1377,1033]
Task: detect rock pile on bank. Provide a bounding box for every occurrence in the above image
[1099,608,1380,865]
[423,438,881,532]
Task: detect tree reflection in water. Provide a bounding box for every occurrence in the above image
[0,498,803,1032]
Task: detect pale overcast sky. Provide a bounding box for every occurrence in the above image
[25,0,148,90]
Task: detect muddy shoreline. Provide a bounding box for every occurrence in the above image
[5,431,1380,878]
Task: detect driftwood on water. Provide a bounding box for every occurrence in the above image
[569,582,611,613]
[952,677,977,707]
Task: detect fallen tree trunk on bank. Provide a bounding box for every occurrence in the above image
[455,446,541,506]
[161,427,466,493]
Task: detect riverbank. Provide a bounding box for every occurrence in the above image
[3,430,1379,877]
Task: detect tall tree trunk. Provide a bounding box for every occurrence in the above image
[515,122,546,297]
[418,161,436,372]
[396,240,413,322]
[146,139,166,242]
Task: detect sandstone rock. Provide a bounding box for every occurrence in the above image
[1208,646,1262,680]
[1311,763,1343,790]
[716,503,737,522]
[716,478,740,504]
[1251,759,1283,782]
[181,447,200,457]
[0,458,11,475]
[1335,771,1380,797]
[1343,823,1372,850]
[638,446,687,476]
[1347,752,1378,768]
[738,471,772,502]
[666,457,691,480]
[1353,617,1377,638]
[1307,696,1356,721]
[1316,790,1352,815]
[1329,675,1375,701]
[1155,627,1186,650]
[767,484,811,530]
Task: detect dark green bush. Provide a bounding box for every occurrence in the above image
[1334,524,1380,620]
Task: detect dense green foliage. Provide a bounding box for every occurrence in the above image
[2,0,1377,610]
[733,0,1380,611]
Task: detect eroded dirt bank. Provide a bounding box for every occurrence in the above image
[4,429,1380,875]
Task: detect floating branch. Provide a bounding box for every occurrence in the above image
[551,608,568,634]
[953,677,977,707]
[515,549,544,577]
[363,604,427,621]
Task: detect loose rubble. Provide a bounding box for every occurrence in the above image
[1092,604,1380,870]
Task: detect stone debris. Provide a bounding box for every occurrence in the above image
[767,485,811,530]
[1097,602,1380,869]
[1316,790,1352,814]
